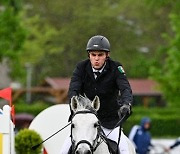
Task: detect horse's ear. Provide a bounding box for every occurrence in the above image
[92,96,100,111]
[70,96,78,112]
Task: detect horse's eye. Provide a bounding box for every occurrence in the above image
[72,123,75,128]
[94,123,99,128]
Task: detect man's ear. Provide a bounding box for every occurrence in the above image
[87,51,90,58]
[106,52,110,58]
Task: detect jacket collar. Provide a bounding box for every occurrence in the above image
[85,59,110,81]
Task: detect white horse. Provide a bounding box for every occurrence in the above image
[70,95,136,154]
[29,95,135,154]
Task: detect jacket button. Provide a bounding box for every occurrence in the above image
[95,88,97,90]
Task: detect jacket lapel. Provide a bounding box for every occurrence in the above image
[85,61,96,81]
[101,60,110,76]
[85,59,111,81]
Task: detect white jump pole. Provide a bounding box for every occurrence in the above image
[0,105,15,154]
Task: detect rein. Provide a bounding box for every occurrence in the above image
[31,122,71,150]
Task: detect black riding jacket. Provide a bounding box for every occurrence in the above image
[68,58,133,129]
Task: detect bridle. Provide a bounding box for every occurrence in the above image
[71,110,103,154]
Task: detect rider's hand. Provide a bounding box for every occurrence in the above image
[118,104,131,118]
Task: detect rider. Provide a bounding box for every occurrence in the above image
[60,35,133,154]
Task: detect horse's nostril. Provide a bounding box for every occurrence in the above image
[75,149,91,154]
[85,150,91,154]
[75,150,80,154]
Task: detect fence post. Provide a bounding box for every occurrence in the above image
[0,105,15,154]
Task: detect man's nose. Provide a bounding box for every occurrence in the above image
[95,56,99,60]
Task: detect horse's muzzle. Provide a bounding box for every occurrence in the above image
[74,140,94,154]
[75,148,92,154]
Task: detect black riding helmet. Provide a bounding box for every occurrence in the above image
[86,35,110,52]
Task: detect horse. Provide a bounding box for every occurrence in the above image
[29,95,135,154]
[70,95,136,154]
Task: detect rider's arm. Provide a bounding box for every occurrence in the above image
[115,64,133,106]
[68,63,84,121]
[68,62,84,99]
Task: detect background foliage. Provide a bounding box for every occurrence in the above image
[123,107,180,137]
[15,129,42,154]
[148,0,180,106]
[0,0,26,79]
[0,0,180,137]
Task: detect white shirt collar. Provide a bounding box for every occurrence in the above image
[92,62,106,73]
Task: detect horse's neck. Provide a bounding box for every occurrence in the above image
[94,142,111,154]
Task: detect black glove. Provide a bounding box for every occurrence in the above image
[118,104,131,118]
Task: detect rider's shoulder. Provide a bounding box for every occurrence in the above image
[108,58,123,67]
[107,59,123,72]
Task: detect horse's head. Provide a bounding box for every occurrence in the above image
[70,95,100,154]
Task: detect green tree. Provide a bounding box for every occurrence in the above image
[18,9,61,84]
[0,0,26,79]
[150,14,180,107]
[148,0,180,106]
[0,0,60,84]
[24,0,150,79]
[20,0,180,82]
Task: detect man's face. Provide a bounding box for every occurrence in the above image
[89,51,109,69]
[144,122,151,130]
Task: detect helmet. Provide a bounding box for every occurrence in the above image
[140,117,151,126]
[86,35,110,52]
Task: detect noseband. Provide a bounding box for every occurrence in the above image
[71,110,101,153]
